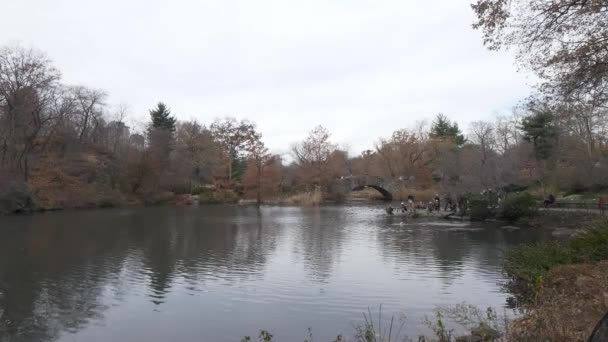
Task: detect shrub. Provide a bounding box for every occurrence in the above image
[282,190,323,206]
[501,183,528,194]
[198,189,239,204]
[468,194,494,221]
[504,242,575,285]
[146,191,176,205]
[498,192,537,222]
[568,223,608,261]
[505,221,608,292]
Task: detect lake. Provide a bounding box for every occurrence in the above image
[0,205,547,341]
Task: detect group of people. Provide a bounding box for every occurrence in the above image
[426,193,459,212]
[386,193,460,215]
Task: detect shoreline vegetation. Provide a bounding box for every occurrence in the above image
[504,220,608,341]
[1,39,607,219]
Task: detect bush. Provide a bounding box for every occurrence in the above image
[498,192,537,222]
[501,183,528,194]
[282,190,323,206]
[146,191,176,205]
[191,185,213,196]
[505,221,608,290]
[504,242,575,285]
[198,189,239,204]
[468,194,494,221]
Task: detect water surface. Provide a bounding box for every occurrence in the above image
[0,205,546,341]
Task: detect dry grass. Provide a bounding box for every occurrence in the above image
[393,188,437,203]
[348,188,386,201]
[282,189,323,206]
[509,261,608,341]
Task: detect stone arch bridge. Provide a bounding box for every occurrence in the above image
[330,176,402,201]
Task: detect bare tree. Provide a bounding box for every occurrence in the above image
[176,120,225,187]
[493,111,521,154]
[472,0,608,108]
[244,140,273,204]
[70,86,107,143]
[469,121,495,162]
[210,117,261,183]
[292,125,337,188]
[0,44,61,180]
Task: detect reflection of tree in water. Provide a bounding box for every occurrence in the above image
[0,213,132,342]
[170,206,283,286]
[290,207,348,283]
[0,206,285,341]
[375,220,548,286]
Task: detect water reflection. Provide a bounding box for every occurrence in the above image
[0,205,548,342]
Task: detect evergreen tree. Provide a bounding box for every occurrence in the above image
[430,113,466,146]
[520,111,557,160]
[149,102,176,131]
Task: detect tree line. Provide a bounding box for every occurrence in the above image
[1,33,607,211]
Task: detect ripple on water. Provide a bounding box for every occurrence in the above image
[0,205,543,342]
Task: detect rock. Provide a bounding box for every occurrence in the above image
[470,324,500,340]
[455,323,500,342]
[0,182,32,215]
[589,311,608,342]
[551,227,576,238]
[175,194,194,206]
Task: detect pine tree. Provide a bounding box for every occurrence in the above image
[149,102,176,131]
[430,113,466,146]
[521,111,557,160]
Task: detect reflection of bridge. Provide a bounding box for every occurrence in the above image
[330,176,401,201]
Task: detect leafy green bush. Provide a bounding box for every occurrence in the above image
[568,223,608,261]
[498,192,537,222]
[468,194,494,221]
[501,183,528,194]
[505,221,608,288]
[504,242,575,285]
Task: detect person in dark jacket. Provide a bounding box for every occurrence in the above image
[444,193,453,211]
[543,194,555,208]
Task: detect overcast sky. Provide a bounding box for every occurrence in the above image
[0,0,533,157]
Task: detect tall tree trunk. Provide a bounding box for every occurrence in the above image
[228,160,233,183]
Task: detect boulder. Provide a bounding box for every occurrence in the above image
[0,182,32,215]
[589,311,608,342]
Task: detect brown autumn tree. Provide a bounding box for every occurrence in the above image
[210,118,261,184]
[174,120,226,189]
[242,140,281,204]
[375,128,434,181]
[292,125,338,189]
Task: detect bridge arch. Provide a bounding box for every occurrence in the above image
[330,176,399,201]
[351,185,393,201]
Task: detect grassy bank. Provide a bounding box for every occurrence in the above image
[509,261,608,341]
[505,221,608,292]
[504,220,608,341]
